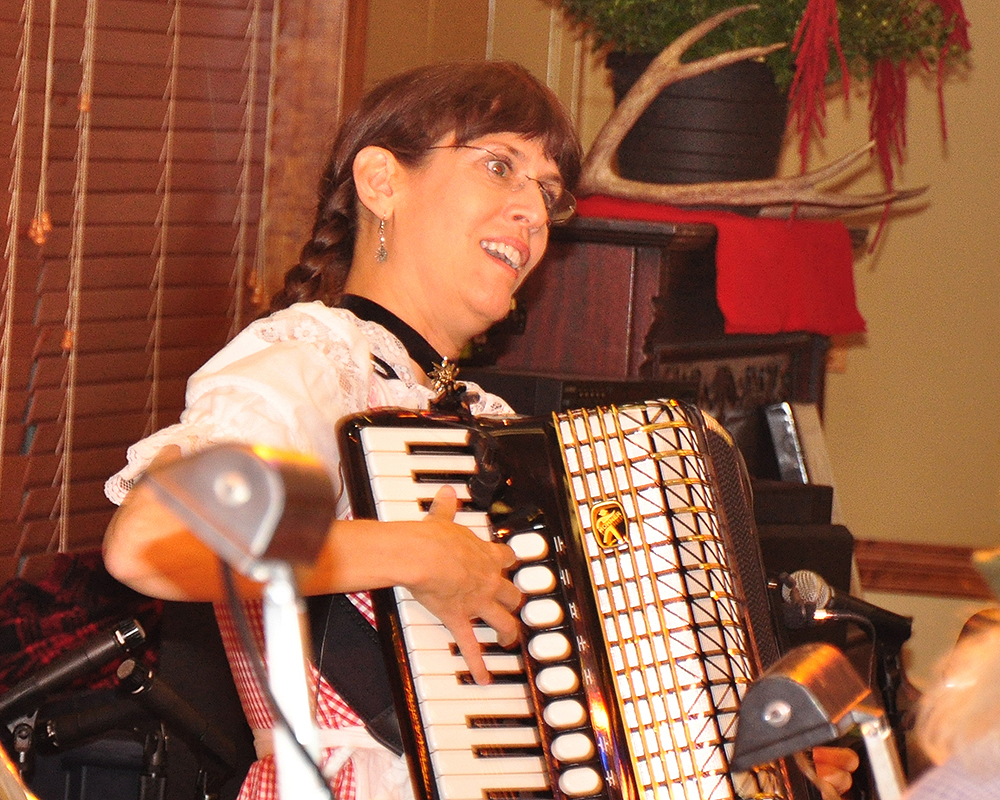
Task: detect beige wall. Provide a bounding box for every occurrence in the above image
[363,0,609,135]
[362,0,488,87]
[362,0,1000,685]
[809,5,999,553]
[809,0,1000,684]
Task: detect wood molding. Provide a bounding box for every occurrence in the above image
[854,539,994,600]
[262,0,358,305]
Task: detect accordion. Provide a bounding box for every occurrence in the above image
[338,399,803,800]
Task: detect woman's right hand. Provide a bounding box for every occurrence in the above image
[403,486,523,686]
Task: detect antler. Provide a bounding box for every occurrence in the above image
[578,5,927,215]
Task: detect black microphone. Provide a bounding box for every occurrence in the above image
[0,618,146,720]
[780,569,913,645]
[117,658,238,777]
[35,697,147,753]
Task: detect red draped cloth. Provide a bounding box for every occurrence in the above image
[576,196,866,337]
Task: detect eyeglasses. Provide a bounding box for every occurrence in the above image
[429,144,576,225]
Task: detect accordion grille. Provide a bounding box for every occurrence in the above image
[554,401,786,800]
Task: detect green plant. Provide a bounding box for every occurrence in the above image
[558,0,971,184]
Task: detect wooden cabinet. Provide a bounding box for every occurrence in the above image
[481,215,829,437]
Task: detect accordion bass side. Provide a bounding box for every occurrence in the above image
[338,399,804,800]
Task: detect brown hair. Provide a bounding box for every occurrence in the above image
[269,60,582,312]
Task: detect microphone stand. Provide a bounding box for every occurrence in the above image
[8,715,35,782]
[873,637,910,775]
[733,642,907,800]
[116,656,242,800]
[259,561,325,800]
[779,571,913,778]
[0,618,146,784]
[141,444,337,800]
[810,607,911,775]
[139,724,168,800]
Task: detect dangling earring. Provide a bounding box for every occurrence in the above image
[375,217,388,263]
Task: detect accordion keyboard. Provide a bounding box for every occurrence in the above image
[356,424,548,800]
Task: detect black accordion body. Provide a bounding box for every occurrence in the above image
[338,399,801,800]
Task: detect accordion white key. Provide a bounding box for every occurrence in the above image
[338,398,804,800]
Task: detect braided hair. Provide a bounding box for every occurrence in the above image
[269,60,582,312]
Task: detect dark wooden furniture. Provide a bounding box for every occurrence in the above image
[492,216,827,408]
[476,215,830,480]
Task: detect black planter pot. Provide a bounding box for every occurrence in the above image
[607,53,789,185]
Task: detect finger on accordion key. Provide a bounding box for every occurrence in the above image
[506,531,549,560]
[408,647,523,678]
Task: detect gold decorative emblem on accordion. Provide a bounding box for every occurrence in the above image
[338,399,802,800]
[591,501,628,550]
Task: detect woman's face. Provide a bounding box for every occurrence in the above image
[388,132,562,357]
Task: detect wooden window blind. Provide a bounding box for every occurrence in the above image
[0,0,277,581]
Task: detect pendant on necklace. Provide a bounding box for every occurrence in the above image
[428,358,461,395]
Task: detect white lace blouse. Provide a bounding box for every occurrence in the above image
[105,300,513,506]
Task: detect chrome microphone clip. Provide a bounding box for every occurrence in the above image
[140,444,336,581]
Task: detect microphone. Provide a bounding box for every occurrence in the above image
[35,697,147,753]
[780,569,913,645]
[0,618,146,720]
[117,657,239,777]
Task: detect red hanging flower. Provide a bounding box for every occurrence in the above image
[787,0,969,194]
[930,0,971,141]
[867,1,969,189]
[868,58,908,189]
[866,2,968,245]
[934,0,971,52]
[788,0,849,174]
